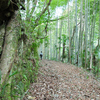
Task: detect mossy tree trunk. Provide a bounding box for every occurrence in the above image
[0,11,19,99]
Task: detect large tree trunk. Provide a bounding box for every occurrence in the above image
[0,11,19,84]
[0,0,10,10]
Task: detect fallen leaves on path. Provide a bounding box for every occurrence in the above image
[23,60,100,100]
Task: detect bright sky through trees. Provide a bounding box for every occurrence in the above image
[55,0,73,17]
[55,7,63,17]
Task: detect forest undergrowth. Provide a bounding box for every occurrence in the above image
[23,60,100,100]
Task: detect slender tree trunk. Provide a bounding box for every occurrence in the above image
[44,43,47,59]
[70,8,75,64]
[99,0,100,46]
[79,0,83,66]
[88,0,91,68]
[68,0,71,63]
[62,42,65,62]
[90,0,96,69]
[75,0,78,65]
[55,17,58,61]
[85,0,88,68]
[98,0,100,76]
[59,20,63,61]
[47,34,50,59]
[50,28,52,59]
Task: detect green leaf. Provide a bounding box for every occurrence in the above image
[23,75,27,80]
[0,83,9,96]
[9,71,18,78]
[29,70,32,72]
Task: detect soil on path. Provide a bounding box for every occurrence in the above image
[24,60,100,100]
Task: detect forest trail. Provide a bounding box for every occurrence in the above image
[24,60,100,100]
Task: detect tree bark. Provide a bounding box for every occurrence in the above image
[55,17,58,61]
[59,20,63,61]
[75,0,78,65]
[0,11,19,84]
[68,0,71,63]
[84,0,88,68]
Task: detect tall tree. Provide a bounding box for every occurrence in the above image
[90,0,96,69]
[50,27,52,59]
[79,0,83,66]
[98,0,100,74]
[59,20,63,61]
[84,0,88,68]
[68,0,71,63]
[75,0,78,65]
[55,17,58,61]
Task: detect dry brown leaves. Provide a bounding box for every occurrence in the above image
[23,60,100,100]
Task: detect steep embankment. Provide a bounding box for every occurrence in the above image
[24,60,100,100]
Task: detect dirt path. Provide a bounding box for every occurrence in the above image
[24,60,100,100]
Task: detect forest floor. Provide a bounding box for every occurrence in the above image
[23,59,100,100]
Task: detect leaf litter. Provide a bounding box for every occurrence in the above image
[23,60,100,100]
